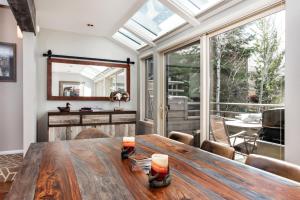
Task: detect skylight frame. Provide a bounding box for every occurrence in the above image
[170,0,224,16]
[112,28,147,50]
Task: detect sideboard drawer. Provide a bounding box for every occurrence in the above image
[49,115,80,125]
[82,114,110,124]
[111,114,136,123]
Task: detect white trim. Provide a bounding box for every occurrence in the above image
[200,35,209,145]
[159,0,200,27]
[110,36,138,53]
[139,49,154,60]
[123,25,155,47]
[0,149,23,155]
[139,57,146,121]
[155,51,165,136]
[207,3,284,37]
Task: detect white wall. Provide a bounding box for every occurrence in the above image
[0,7,23,152]
[23,32,37,153]
[285,0,300,165]
[36,29,137,141]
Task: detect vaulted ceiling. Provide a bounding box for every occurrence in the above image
[34,0,144,37]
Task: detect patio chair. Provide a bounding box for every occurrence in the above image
[245,154,300,182]
[201,140,235,160]
[210,115,257,154]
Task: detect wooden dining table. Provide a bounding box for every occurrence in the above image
[7,134,300,200]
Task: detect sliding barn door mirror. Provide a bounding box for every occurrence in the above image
[47,58,130,101]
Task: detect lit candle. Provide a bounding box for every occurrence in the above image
[150,154,169,181]
[121,137,135,159]
[122,137,135,148]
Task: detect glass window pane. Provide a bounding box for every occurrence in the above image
[126,0,185,40]
[171,0,223,16]
[209,11,285,160]
[112,29,146,50]
[165,42,201,145]
[145,57,154,120]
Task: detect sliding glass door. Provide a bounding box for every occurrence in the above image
[165,42,201,146]
[209,10,285,159]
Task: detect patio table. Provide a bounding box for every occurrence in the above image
[225,120,262,129]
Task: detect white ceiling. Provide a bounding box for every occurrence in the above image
[35,0,144,37]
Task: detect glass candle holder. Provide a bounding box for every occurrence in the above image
[121,137,135,159]
[149,154,171,187]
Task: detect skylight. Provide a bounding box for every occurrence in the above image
[125,0,185,40]
[171,0,223,16]
[113,28,147,50]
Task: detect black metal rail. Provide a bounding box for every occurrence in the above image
[43,50,135,64]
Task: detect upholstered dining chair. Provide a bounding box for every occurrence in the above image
[75,128,109,140]
[201,140,235,160]
[168,131,194,146]
[245,154,300,182]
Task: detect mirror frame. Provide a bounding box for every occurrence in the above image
[47,58,131,101]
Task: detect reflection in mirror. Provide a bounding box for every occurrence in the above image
[51,62,126,97]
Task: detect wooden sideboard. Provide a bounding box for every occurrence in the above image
[48,110,136,142]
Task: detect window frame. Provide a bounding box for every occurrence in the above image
[144,56,155,121]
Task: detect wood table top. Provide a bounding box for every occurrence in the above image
[7,134,300,200]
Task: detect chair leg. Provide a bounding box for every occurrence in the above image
[243,137,250,154]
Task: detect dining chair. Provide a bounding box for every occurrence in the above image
[75,128,109,139]
[245,154,300,182]
[210,115,257,154]
[168,131,194,146]
[201,140,235,160]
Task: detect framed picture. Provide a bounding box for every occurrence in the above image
[59,81,83,97]
[0,42,16,82]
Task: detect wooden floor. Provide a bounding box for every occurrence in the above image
[0,182,12,200]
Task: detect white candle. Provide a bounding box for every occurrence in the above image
[123,137,135,147]
[151,154,168,173]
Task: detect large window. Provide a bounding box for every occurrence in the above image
[209,11,285,159]
[145,57,154,120]
[165,42,200,144]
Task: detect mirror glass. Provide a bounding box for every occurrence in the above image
[51,62,127,97]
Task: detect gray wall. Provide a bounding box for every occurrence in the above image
[0,7,23,152]
[36,29,138,142]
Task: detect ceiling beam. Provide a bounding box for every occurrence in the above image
[108,0,147,36]
[123,25,155,47]
[159,0,200,27]
[7,0,36,33]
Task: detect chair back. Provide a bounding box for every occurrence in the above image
[201,140,235,160]
[210,115,230,145]
[75,128,109,140]
[168,131,194,146]
[246,154,300,182]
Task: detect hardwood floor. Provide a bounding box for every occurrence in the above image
[0,182,12,200]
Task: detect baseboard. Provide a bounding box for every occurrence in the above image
[0,149,23,155]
